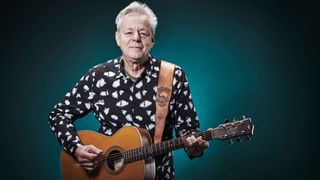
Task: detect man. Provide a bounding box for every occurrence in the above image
[49,1,208,179]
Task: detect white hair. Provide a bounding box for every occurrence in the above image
[115,1,158,35]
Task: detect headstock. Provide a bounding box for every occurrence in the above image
[211,116,254,143]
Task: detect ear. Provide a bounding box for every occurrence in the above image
[115,31,120,47]
[150,36,155,48]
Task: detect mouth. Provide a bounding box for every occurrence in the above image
[129,47,143,50]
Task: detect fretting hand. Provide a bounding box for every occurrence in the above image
[182,134,209,157]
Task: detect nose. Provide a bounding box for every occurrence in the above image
[132,31,141,42]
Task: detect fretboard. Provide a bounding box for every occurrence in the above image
[123,129,214,164]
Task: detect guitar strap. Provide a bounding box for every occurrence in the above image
[154,60,175,143]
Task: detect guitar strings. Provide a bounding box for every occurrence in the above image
[82,132,212,167]
[92,132,212,166]
[93,141,183,166]
[93,147,151,166]
[91,146,161,167]
[91,148,144,166]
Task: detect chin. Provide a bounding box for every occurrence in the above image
[128,54,147,61]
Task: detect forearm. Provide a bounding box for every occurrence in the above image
[48,108,82,155]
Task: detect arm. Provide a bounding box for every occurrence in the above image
[48,68,102,170]
[172,67,208,158]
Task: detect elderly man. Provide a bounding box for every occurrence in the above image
[49,1,208,179]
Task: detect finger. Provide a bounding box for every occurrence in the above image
[190,135,196,142]
[81,145,103,160]
[187,136,197,146]
[181,135,188,146]
[81,151,99,160]
[196,136,205,146]
[87,145,103,155]
[196,137,209,148]
[83,166,95,171]
[199,140,209,148]
[78,158,92,163]
[80,162,95,168]
[186,137,192,146]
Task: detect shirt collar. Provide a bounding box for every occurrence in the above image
[115,55,155,80]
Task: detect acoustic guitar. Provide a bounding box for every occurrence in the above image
[61,117,254,180]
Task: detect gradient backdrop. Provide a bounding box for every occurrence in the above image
[1,0,319,179]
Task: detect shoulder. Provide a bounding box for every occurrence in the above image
[85,58,120,78]
[90,58,119,72]
[162,60,185,79]
[153,57,184,76]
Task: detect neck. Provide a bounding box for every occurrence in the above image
[123,56,148,78]
[123,130,214,164]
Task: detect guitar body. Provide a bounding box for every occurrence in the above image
[61,126,156,180]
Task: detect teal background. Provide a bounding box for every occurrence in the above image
[1,0,319,179]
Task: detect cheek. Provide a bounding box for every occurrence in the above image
[144,40,153,49]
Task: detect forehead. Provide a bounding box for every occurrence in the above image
[120,13,152,30]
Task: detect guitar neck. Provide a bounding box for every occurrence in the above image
[123,129,214,164]
[123,118,253,164]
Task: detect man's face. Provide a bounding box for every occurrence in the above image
[115,13,154,62]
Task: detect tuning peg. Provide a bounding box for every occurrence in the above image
[224,119,230,123]
[237,136,242,143]
[228,138,233,145]
[246,135,252,141]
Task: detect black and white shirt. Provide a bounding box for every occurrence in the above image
[48,56,200,179]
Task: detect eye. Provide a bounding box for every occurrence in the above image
[139,31,150,37]
[125,32,133,35]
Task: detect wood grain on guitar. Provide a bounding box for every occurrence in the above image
[61,117,254,180]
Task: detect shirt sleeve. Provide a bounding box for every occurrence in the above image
[171,66,204,159]
[48,68,95,156]
[172,67,200,136]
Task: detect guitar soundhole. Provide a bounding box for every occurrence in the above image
[106,149,124,173]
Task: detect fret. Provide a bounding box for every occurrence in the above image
[127,151,131,164]
[148,145,153,157]
[151,144,155,156]
[129,149,132,162]
[158,143,161,155]
[138,148,141,160]
[157,143,161,155]
[161,142,165,154]
[136,148,140,161]
[143,146,147,159]
[125,150,130,164]
[133,149,137,162]
[139,147,143,160]
[167,140,171,151]
[126,150,130,163]
[131,149,134,162]
[130,149,134,162]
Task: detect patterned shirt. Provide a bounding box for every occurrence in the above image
[48,56,200,179]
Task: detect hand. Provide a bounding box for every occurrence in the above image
[75,145,103,171]
[182,135,209,157]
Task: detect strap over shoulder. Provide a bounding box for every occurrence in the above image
[154,60,175,143]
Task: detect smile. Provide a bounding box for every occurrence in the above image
[130,47,143,50]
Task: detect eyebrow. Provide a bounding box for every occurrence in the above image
[124,28,149,32]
